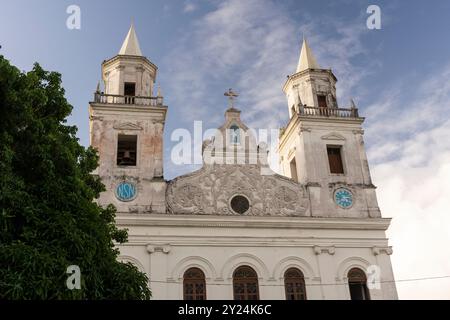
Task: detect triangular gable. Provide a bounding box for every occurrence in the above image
[113,122,143,131]
[321,132,346,141]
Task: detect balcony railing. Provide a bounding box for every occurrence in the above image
[299,106,359,118]
[93,92,163,106]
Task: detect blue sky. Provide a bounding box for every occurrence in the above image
[2,0,450,299]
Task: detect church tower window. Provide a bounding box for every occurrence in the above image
[183,268,206,300]
[233,266,259,300]
[290,157,298,182]
[117,134,137,166]
[317,94,327,108]
[229,125,240,144]
[124,82,136,104]
[348,268,370,300]
[327,146,344,174]
[284,268,307,300]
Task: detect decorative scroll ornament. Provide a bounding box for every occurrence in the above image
[166,164,309,217]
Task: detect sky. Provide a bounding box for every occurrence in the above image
[1,0,450,299]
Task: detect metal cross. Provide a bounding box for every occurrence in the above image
[224,88,239,108]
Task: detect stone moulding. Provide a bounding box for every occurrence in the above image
[115,214,392,231]
[113,122,143,130]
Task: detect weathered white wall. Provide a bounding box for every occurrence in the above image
[284,69,338,118]
[89,104,167,213]
[279,115,380,219]
[102,55,157,97]
[116,214,397,300]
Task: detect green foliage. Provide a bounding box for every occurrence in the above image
[0,56,151,299]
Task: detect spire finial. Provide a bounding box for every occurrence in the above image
[119,23,143,56]
[224,88,239,109]
[296,35,320,73]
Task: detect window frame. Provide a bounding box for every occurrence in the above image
[326,145,345,175]
[183,267,207,300]
[289,156,298,182]
[228,124,241,145]
[124,82,136,104]
[233,266,260,300]
[284,268,307,300]
[317,94,328,108]
[347,268,371,300]
[116,134,138,167]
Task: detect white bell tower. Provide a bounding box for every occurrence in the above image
[89,24,167,214]
[279,38,380,218]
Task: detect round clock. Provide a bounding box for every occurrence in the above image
[334,188,353,209]
[115,182,137,202]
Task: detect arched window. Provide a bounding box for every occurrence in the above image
[233,266,259,300]
[229,125,240,144]
[284,268,307,300]
[348,268,370,300]
[183,267,206,300]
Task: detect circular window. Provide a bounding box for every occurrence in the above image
[230,195,250,214]
[115,182,137,202]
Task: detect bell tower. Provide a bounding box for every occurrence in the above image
[89,24,167,214]
[279,38,380,218]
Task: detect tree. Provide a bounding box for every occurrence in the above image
[0,56,151,299]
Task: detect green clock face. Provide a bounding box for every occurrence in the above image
[334,188,353,209]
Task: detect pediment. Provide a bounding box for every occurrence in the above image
[113,122,143,131]
[218,118,249,133]
[321,132,346,141]
[166,164,310,217]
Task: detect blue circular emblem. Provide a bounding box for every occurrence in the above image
[115,182,137,202]
[334,188,353,209]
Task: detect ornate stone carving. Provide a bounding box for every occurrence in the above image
[147,244,171,254]
[313,245,335,255]
[166,164,309,217]
[372,246,393,256]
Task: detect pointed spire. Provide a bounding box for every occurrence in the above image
[350,98,357,109]
[296,36,320,73]
[119,23,143,56]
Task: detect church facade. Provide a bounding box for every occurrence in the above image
[89,25,398,300]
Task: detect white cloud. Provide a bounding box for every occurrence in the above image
[164,0,369,129]
[163,2,450,299]
[183,2,196,13]
[367,64,450,299]
[163,0,378,180]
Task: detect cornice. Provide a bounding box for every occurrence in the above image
[115,214,392,231]
[89,103,168,118]
[102,54,158,72]
[119,237,392,249]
